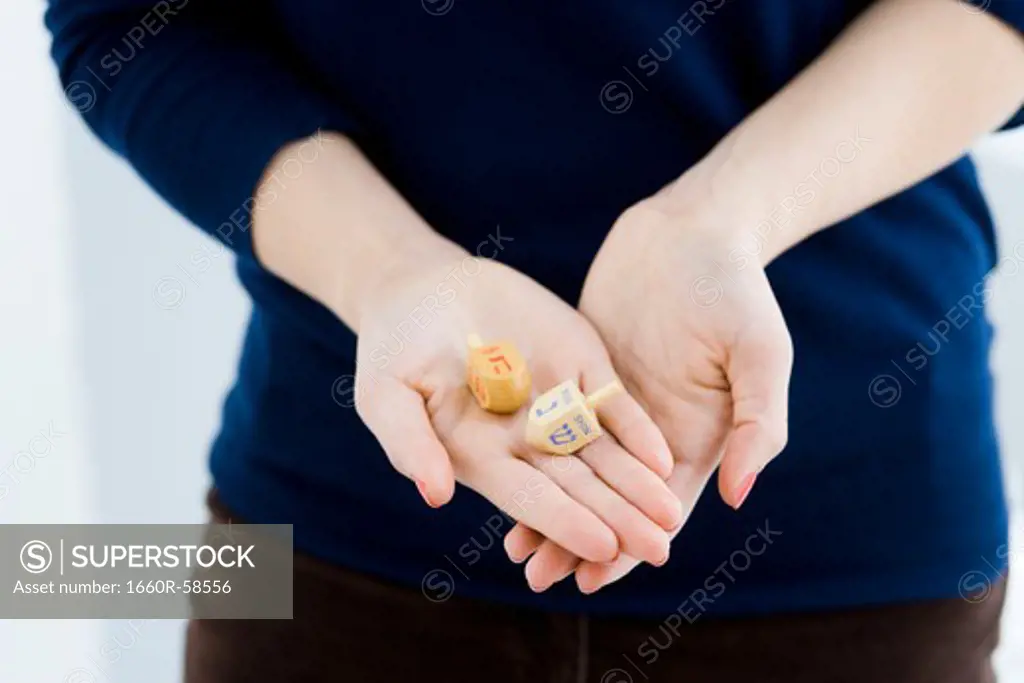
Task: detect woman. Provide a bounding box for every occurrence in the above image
[47,0,1024,680]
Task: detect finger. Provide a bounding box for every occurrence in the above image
[356,375,455,507]
[462,455,619,563]
[582,367,674,479]
[717,322,793,509]
[522,450,670,566]
[525,541,580,592]
[574,458,715,593]
[576,550,640,594]
[578,437,683,531]
[504,523,543,564]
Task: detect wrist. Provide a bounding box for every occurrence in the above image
[330,228,469,329]
[656,145,792,268]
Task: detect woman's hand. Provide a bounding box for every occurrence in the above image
[353,253,683,568]
[251,135,679,569]
[252,134,680,570]
[504,0,1024,591]
[504,185,793,591]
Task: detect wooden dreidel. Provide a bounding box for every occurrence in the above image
[525,379,623,455]
[466,333,532,414]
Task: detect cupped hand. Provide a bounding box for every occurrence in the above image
[353,253,684,569]
[505,187,794,592]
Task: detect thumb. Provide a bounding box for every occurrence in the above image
[356,374,456,507]
[717,320,793,509]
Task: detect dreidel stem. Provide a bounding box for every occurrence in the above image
[585,380,624,410]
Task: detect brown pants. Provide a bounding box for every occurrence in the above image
[185,493,1007,683]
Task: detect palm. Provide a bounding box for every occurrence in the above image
[604,307,733,475]
[504,201,793,592]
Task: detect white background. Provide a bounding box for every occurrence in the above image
[1,2,1022,681]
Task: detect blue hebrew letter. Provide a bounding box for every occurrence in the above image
[549,423,577,446]
[573,413,592,436]
[535,398,560,418]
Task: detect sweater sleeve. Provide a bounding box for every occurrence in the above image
[980,0,1024,131]
[45,0,358,261]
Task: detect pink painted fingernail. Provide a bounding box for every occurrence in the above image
[506,542,528,564]
[732,473,757,510]
[415,480,437,508]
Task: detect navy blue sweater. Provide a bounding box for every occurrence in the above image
[47,0,1023,616]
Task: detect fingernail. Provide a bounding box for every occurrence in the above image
[653,549,670,567]
[507,547,528,564]
[415,480,437,508]
[528,577,551,593]
[656,450,674,480]
[731,472,757,510]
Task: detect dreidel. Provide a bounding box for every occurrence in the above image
[466,333,532,414]
[525,379,623,455]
